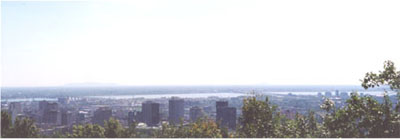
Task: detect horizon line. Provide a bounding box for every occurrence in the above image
[0,84,369,88]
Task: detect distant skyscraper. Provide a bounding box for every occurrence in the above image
[93,107,112,126]
[325,91,332,97]
[142,101,160,126]
[190,106,205,122]
[128,111,136,125]
[77,111,88,124]
[216,101,236,129]
[168,97,184,125]
[317,92,323,97]
[39,101,48,111]
[135,111,144,123]
[61,109,73,126]
[220,107,237,129]
[9,102,23,124]
[216,101,228,121]
[335,90,340,97]
[340,92,349,99]
[39,101,61,125]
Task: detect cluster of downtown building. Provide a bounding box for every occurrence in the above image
[124,97,237,129]
[3,88,387,136]
[2,96,240,135]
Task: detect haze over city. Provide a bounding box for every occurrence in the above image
[2,0,400,87]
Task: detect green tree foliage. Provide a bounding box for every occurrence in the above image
[11,117,40,138]
[69,123,105,138]
[306,111,320,137]
[360,60,400,137]
[362,60,400,90]
[236,95,282,138]
[154,117,223,138]
[319,60,400,138]
[185,118,223,138]
[51,131,67,138]
[1,111,12,137]
[123,122,139,138]
[322,92,400,138]
[276,111,322,138]
[104,118,124,138]
[1,111,40,138]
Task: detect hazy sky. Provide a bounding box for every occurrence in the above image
[2,0,400,87]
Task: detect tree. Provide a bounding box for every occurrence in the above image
[154,117,223,138]
[69,123,105,138]
[319,61,400,138]
[123,121,139,138]
[306,111,320,137]
[185,118,223,138]
[104,118,124,138]
[237,95,282,138]
[361,60,400,137]
[51,131,67,138]
[361,60,400,90]
[1,111,12,138]
[276,111,321,138]
[11,117,40,138]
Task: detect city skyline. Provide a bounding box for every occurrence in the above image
[2,0,400,87]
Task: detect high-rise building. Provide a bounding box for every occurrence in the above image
[190,106,205,122]
[340,92,349,99]
[128,111,135,125]
[77,111,88,124]
[9,102,23,124]
[168,97,184,125]
[39,101,48,111]
[61,109,73,126]
[135,111,144,123]
[220,107,237,129]
[216,101,236,129]
[335,90,340,97]
[216,101,228,121]
[40,101,61,125]
[325,91,332,97]
[93,107,112,126]
[142,101,160,126]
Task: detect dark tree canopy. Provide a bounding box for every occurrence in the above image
[362,60,400,90]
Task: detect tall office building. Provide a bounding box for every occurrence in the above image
[39,101,48,112]
[142,101,160,126]
[220,107,237,129]
[216,101,228,122]
[61,109,73,126]
[189,106,205,122]
[216,101,236,129]
[77,111,88,124]
[325,91,332,97]
[168,97,184,125]
[9,102,23,124]
[335,90,340,97]
[340,92,349,99]
[128,111,135,125]
[93,107,112,126]
[40,101,61,125]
